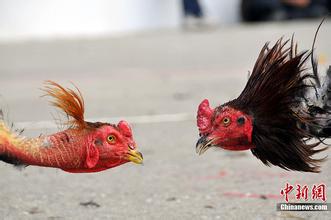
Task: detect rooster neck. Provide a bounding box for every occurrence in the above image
[1,128,92,169]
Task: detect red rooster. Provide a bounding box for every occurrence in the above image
[0,81,143,173]
[196,33,329,172]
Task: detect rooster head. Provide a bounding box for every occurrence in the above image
[196,99,254,154]
[82,120,143,172]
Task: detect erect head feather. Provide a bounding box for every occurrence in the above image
[43,80,86,129]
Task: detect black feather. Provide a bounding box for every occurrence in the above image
[0,153,26,167]
[307,66,331,137]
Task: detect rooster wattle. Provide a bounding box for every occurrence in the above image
[0,81,143,173]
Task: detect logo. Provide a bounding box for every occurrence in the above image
[277,182,329,211]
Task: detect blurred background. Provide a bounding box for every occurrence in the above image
[0,0,330,40]
[0,0,238,40]
[0,0,330,219]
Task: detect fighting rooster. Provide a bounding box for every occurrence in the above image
[0,81,143,173]
[196,33,330,172]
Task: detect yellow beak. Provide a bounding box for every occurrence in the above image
[127,149,143,164]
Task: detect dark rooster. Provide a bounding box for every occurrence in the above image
[196,27,330,172]
[0,81,143,173]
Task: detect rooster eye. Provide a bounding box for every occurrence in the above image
[222,117,231,126]
[107,135,116,143]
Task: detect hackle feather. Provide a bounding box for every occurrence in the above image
[43,80,86,129]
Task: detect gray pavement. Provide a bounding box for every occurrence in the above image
[0,20,330,220]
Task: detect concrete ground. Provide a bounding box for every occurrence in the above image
[0,20,330,220]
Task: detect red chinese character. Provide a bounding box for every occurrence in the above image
[280,183,294,202]
[312,184,327,202]
[296,184,309,201]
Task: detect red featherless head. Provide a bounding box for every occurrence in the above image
[73,120,141,173]
[197,100,254,155]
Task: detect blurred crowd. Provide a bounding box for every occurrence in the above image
[241,0,331,21]
[182,0,331,24]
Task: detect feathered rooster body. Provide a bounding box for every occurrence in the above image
[196,33,330,172]
[0,81,143,173]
